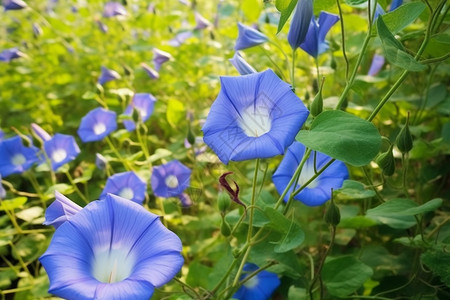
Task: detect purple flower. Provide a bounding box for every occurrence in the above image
[31,123,52,142]
[299,12,339,58]
[373,4,385,21]
[44,134,80,171]
[95,153,108,170]
[194,11,211,30]
[153,48,172,71]
[233,263,280,300]
[287,0,313,50]
[234,22,268,51]
[272,142,349,206]
[103,2,127,18]
[77,107,117,142]
[229,52,256,75]
[3,0,27,10]
[98,66,121,85]
[202,69,309,165]
[0,48,25,62]
[43,191,82,229]
[141,63,159,79]
[100,171,147,205]
[368,54,385,76]
[168,31,193,47]
[390,0,403,11]
[0,136,39,177]
[151,160,191,198]
[123,93,157,131]
[40,194,184,300]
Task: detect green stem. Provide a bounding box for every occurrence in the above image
[25,171,46,207]
[401,153,409,197]
[105,136,133,171]
[136,124,150,161]
[65,171,89,204]
[173,277,201,299]
[336,0,349,81]
[291,49,296,90]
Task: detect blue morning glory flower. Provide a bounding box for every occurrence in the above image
[3,0,27,10]
[272,142,349,206]
[229,52,256,75]
[234,22,269,51]
[153,48,172,71]
[98,66,121,85]
[194,11,211,30]
[299,12,339,58]
[202,69,309,165]
[78,107,117,142]
[151,160,191,198]
[43,191,82,229]
[0,136,39,177]
[44,134,80,171]
[141,63,159,79]
[0,48,25,62]
[100,171,147,205]
[123,93,157,132]
[233,263,280,300]
[31,123,52,142]
[390,0,403,11]
[287,0,313,50]
[373,4,385,21]
[168,31,193,47]
[96,153,108,170]
[103,2,127,18]
[40,194,184,300]
[368,54,385,76]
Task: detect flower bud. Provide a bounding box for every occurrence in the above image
[396,114,413,153]
[324,195,340,226]
[310,77,325,117]
[217,191,231,213]
[187,124,196,145]
[375,144,395,176]
[220,218,231,237]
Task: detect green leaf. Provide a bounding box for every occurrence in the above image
[149,148,173,163]
[277,0,298,34]
[81,91,96,100]
[264,207,305,253]
[166,99,185,127]
[421,249,450,287]
[0,197,27,211]
[296,110,381,166]
[323,256,373,297]
[15,207,44,223]
[345,0,368,5]
[377,16,426,71]
[335,180,376,200]
[380,2,426,35]
[366,198,442,216]
[242,0,261,21]
[339,216,378,228]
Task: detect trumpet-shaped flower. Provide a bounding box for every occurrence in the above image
[153,48,172,71]
[195,11,211,30]
[299,12,339,58]
[103,2,127,18]
[0,136,39,177]
[31,123,52,142]
[141,63,159,79]
[202,69,309,165]
[98,66,121,85]
[0,48,25,62]
[368,54,385,76]
[229,52,256,75]
[390,0,403,11]
[95,153,108,170]
[44,134,80,171]
[123,93,157,131]
[272,142,349,206]
[234,22,268,51]
[233,263,280,300]
[168,31,193,47]
[40,194,184,300]
[287,0,313,50]
[100,171,147,205]
[43,191,82,229]
[151,160,191,198]
[77,107,117,142]
[3,0,27,10]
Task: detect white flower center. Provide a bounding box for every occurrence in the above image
[92,248,134,283]
[93,123,106,135]
[244,275,259,288]
[52,149,67,163]
[165,175,179,188]
[11,154,26,166]
[298,161,319,189]
[238,105,271,137]
[118,187,134,200]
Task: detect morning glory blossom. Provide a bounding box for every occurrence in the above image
[151,160,191,199]
[202,69,309,165]
[100,171,147,205]
[123,93,157,131]
[44,134,80,171]
[31,123,52,142]
[153,48,172,71]
[103,2,127,18]
[229,52,256,75]
[40,194,184,300]
[368,54,385,76]
[287,0,313,50]
[233,263,280,300]
[272,142,349,206]
[168,31,193,47]
[77,107,117,142]
[234,22,268,51]
[43,191,82,229]
[95,153,108,170]
[3,0,27,10]
[0,136,39,177]
[141,63,159,79]
[299,12,339,58]
[390,0,403,11]
[98,66,121,85]
[0,48,25,62]
[194,11,211,30]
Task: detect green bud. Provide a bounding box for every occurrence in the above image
[217,191,231,213]
[232,248,241,258]
[310,77,325,117]
[220,218,231,237]
[324,195,340,226]
[376,144,395,176]
[304,90,310,101]
[187,123,196,145]
[330,56,337,70]
[132,107,141,123]
[396,113,413,153]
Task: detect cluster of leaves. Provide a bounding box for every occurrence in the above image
[0,0,449,299]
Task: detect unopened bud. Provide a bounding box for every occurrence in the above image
[310,77,325,117]
[217,191,231,213]
[396,113,413,153]
[324,194,340,226]
[376,144,395,176]
[187,124,196,145]
[132,107,141,123]
[220,218,231,237]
